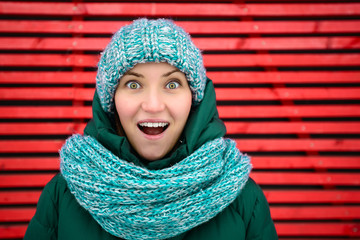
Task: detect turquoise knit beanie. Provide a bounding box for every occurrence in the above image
[96,18,207,113]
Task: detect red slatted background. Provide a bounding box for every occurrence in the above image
[0,1,360,239]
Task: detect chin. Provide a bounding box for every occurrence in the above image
[138,148,169,162]
[140,152,166,161]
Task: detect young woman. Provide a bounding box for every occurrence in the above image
[25,18,277,240]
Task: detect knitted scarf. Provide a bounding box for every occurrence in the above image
[60,134,251,240]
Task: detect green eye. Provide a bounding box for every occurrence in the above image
[126,81,140,89]
[166,81,180,89]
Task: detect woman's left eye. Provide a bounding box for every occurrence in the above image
[166,81,180,89]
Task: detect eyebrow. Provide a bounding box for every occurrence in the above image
[123,71,144,78]
[123,68,181,78]
[162,69,182,77]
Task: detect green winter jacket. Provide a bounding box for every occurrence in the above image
[25,79,277,240]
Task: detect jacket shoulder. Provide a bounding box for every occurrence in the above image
[24,173,68,239]
[232,178,264,210]
[231,178,278,239]
[40,173,69,207]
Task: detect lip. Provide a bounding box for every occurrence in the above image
[137,119,169,140]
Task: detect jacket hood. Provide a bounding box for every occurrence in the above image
[84,78,226,170]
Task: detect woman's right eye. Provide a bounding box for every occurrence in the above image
[126,81,141,89]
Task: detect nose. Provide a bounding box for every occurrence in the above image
[141,89,165,113]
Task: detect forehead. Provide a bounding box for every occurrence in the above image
[126,62,181,74]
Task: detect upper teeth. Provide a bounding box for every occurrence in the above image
[139,122,168,128]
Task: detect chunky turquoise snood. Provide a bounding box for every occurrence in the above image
[60,134,251,240]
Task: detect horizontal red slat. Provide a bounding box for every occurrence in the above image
[195,37,360,50]
[1,53,359,67]
[0,106,92,119]
[0,71,96,84]
[1,20,360,34]
[216,87,360,101]
[1,37,360,51]
[0,208,35,222]
[0,157,60,171]
[218,105,360,118]
[0,140,64,153]
[0,190,41,205]
[1,139,360,153]
[272,206,360,220]
[204,54,360,68]
[0,54,99,67]
[252,156,360,169]
[236,139,360,152]
[0,37,109,51]
[275,223,360,236]
[0,224,27,239]
[0,88,94,101]
[1,71,359,84]
[0,173,55,188]
[0,123,86,135]
[252,172,360,186]
[280,239,357,240]
[265,190,360,204]
[1,172,358,188]
[225,122,360,134]
[279,239,355,240]
[209,71,360,84]
[3,87,360,101]
[1,2,359,17]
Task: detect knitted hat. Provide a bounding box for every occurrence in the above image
[96,18,207,113]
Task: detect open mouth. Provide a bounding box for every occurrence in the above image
[138,122,169,135]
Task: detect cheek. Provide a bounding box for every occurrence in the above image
[114,93,136,125]
[170,92,192,122]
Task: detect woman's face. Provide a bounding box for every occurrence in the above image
[114,62,192,161]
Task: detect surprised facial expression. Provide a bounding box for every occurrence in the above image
[114,62,192,161]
